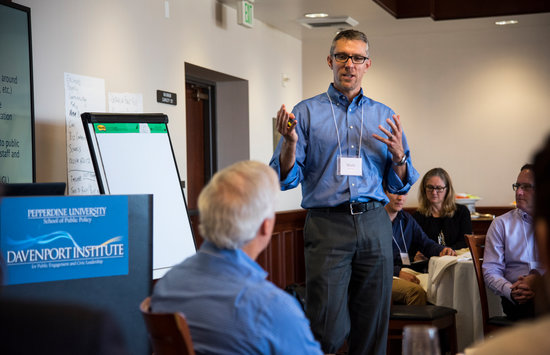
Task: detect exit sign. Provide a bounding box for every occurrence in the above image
[238,0,254,28]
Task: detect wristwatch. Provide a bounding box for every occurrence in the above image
[394,154,407,166]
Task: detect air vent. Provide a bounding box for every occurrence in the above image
[298,16,359,29]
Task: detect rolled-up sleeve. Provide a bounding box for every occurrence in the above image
[269,139,303,191]
[385,149,420,195]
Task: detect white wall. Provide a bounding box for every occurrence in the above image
[302,14,550,208]
[19,0,303,210]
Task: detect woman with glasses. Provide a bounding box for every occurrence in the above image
[413,167,472,251]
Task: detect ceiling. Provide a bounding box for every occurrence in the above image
[221,0,550,41]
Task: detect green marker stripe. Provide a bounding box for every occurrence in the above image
[94,123,167,133]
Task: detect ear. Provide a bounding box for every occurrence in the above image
[259,216,275,238]
[365,58,372,69]
[327,55,333,69]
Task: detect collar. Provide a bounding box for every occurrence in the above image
[327,84,366,107]
[393,210,407,224]
[200,241,268,279]
[515,208,533,224]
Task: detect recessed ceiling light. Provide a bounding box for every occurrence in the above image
[495,20,518,26]
[305,13,329,18]
[299,16,358,29]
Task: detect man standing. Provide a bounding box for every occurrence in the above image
[270,30,419,355]
[150,161,322,355]
[385,191,455,305]
[483,164,546,320]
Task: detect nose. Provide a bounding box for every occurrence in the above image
[344,58,354,68]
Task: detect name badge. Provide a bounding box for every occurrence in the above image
[337,156,362,176]
[400,252,411,266]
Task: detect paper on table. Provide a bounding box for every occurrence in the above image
[426,255,460,303]
[430,255,458,284]
[401,267,429,292]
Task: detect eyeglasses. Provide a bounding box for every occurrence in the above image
[512,183,535,191]
[425,185,447,193]
[333,53,369,64]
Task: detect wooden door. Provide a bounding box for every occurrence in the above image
[185,82,215,248]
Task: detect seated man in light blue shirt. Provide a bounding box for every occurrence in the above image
[483,164,546,320]
[150,161,322,355]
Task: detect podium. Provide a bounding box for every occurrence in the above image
[0,194,153,355]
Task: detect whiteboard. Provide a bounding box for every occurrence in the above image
[81,113,195,278]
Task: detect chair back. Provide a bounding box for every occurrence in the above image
[388,305,457,355]
[464,233,515,335]
[140,297,196,355]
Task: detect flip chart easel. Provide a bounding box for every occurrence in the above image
[81,112,196,278]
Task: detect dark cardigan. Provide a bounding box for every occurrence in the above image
[412,203,472,250]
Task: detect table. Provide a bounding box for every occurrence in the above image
[426,254,504,352]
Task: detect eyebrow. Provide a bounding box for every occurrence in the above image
[334,52,367,56]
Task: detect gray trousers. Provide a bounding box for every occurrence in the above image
[304,205,393,355]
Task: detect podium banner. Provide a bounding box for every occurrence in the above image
[1,195,128,285]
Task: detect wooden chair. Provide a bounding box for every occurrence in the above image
[464,234,513,336]
[140,297,196,355]
[387,305,457,355]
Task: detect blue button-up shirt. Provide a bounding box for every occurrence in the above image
[151,241,322,355]
[270,84,419,208]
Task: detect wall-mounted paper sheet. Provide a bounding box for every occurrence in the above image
[64,73,105,195]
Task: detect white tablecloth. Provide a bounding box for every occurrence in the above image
[426,255,504,352]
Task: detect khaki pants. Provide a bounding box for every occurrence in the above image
[392,278,427,305]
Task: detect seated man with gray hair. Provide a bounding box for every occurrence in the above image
[150,160,322,355]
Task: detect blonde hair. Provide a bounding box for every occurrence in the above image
[417,167,456,218]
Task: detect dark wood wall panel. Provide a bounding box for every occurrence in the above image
[257,210,307,289]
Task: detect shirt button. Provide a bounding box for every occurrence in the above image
[351,145,355,149]
[350,126,353,129]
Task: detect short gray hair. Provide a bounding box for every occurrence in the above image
[330,29,370,58]
[198,160,279,249]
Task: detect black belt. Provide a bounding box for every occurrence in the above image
[310,201,383,215]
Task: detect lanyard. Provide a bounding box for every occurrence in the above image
[326,92,364,158]
[392,220,408,254]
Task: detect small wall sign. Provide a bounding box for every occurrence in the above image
[156,90,177,105]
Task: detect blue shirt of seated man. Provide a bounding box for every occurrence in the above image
[150,161,322,355]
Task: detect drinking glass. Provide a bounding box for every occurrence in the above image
[402,325,441,355]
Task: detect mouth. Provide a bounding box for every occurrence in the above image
[341,72,355,80]
[340,68,355,79]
